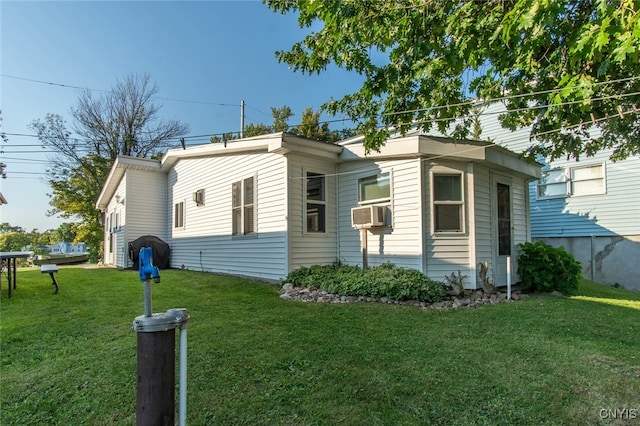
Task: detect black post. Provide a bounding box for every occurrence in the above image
[136,330,176,426]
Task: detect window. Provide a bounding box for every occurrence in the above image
[537,169,568,198]
[571,164,605,196]
[232,176,255,235]
[537,163,605,199]
[433,174,464,233]
[358,174,390,204]
[497,183,511,256]
[306,172,326,232]
[174,201,184,228]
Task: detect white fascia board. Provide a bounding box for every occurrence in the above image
[95,156,161,211]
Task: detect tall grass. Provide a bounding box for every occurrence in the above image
[1,267,639,425]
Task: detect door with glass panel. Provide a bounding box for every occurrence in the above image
[494,179,513,286]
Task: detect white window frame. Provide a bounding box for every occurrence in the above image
[537,163,606,199]
[570,163,606,196]
[537,168,568,199]
[357,173,391,205]
[174,201,185,229]
[431,171,465,234]
[304,171,326,234]
[232,175,257,236]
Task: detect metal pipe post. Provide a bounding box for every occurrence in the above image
[136,330,176,426]
[143,279,152,318]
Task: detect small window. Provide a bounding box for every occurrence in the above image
[358,174,390,204]
[571,164,605,196]
[433,174,464,233]
[232,177,255,235]
[174,201,184,228]
[306,172,326,232]
[537,169,568,199]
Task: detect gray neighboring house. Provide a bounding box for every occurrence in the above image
[96,131,540,288]
[476,102,640,290]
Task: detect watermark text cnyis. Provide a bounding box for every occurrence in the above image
[599,408,637,420]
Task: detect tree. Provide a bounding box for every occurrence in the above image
[0,223,25,234]
[210,105,295,142]
[0,230,31,252]
[30,74,189,259]
[210,105,355,143]
[292,107,331,140]
[266,0,640,161]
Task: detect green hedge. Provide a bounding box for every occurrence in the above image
[284,262,446,303]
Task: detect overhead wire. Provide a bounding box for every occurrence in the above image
[1,73,637,160]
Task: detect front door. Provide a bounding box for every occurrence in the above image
[494,179,513,286]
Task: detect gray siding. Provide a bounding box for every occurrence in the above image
[287,154,338,270]
[337,159,424,272]
[424,162,472,283]
[478,102,640,238]
[530,153,640,237]
[473,165,493,286]
[167,152,288,281]
[125,169,168,251]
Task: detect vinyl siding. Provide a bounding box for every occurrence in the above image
[104,176,128,268]
[287,155,338,270]
[530,153,640,237]
[478,102,640,237]
[424,162,472,282]
[473,165,493,286]
[167,152,288,281]
[337,159,424,271]
[125,169,168,239]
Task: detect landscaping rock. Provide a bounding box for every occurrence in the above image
[279,283,529,311]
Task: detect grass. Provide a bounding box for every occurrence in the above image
[1,266,639,425]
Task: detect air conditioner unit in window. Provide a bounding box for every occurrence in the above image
[351,205,385,229]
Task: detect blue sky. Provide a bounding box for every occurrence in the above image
[0,0,363,231]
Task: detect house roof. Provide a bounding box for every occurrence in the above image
[96,131,540,211]
[95,132,342,211]
[0,192,7,205]
[339,132,541,179]
[161,132,342,169]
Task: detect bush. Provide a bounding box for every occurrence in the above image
[284,262,446,303]
[517,241,582,295]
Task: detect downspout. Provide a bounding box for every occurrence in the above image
[335,162,340,263]
[284,156,290,278]
[467,163,477,289]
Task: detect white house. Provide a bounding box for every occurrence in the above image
[95,132,540,288]
[475,102,640,290]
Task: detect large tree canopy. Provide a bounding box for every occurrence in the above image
[266,0,640,161]
[30,74,189,259]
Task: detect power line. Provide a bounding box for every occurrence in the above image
[0,74,241,108]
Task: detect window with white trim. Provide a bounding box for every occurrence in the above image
[537,168,568,198]
[537,163,605,199]
[306,172,326,233]
[232,176,255,235]
[433,173,464,233]
[174,201,184,228]
[571,164,605,196]
[358,173,391,204]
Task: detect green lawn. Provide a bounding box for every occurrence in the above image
[1,267,639,425]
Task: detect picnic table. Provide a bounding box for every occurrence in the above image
[0,251,33,298]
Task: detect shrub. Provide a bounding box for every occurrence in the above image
[285,262,446,303]
[517,241,582,295]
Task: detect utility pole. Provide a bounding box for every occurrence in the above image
[240,100,245,139]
